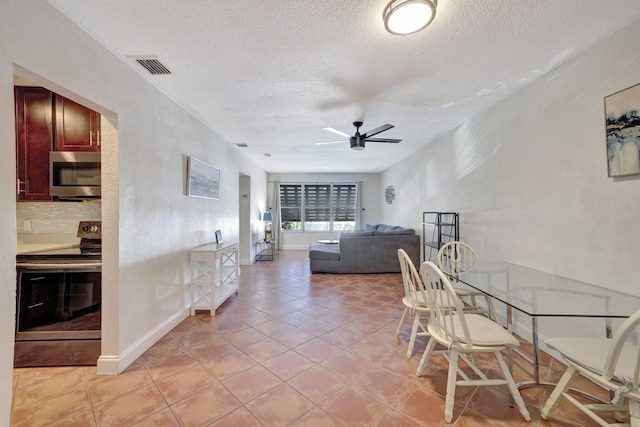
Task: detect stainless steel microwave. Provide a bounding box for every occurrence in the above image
[50,151,101,199]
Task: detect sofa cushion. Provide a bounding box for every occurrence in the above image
[373,228,415,236]
[308,244,340,261]
[342,231,374,237]
[364,224,378,231]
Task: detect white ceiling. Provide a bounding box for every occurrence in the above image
[46,0,640,173]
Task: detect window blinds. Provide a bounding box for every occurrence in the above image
[278,182,358,229]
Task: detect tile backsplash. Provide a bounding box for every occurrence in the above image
[17,201,101,234]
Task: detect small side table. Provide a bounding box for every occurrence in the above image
[190,241,239,316]
[256,239,277,261]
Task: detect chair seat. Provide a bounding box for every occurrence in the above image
[431,313,519,347]
[402,289,454,309]
[547,337,640,382]
[452,282,485,296]
[401,295,429,310]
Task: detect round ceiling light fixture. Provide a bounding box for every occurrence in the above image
[383,0,437,36]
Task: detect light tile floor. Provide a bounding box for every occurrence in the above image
[11,250,613,426]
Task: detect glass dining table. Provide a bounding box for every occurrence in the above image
[450,261,640,391]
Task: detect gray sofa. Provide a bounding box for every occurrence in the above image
[309,224,420,273]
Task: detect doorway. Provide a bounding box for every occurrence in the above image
[238,173,251,265]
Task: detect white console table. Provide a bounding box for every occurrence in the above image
[190,241,239,316]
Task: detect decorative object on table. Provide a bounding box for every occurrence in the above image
[215,229,223,244]
[383,0,437,36]
[541,309,640,425]
[605,82,640,178]
[262,211,273,241]
[385,186,395,204]
[187,156,220,199]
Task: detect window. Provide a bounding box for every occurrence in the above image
[279,184,302,230]
[279,183,358,232]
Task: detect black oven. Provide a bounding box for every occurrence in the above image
[16,264,101,339]
[14,221,102,367]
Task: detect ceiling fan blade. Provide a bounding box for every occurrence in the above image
[365,138,401,143]
[315,139,347,145]
[324,127,351,138]
[362,124,394,138]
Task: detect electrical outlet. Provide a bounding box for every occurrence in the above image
[23,220,32,232]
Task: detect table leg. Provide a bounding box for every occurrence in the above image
[531,317,540,384]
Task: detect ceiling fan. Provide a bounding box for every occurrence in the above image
[316,121,401,151]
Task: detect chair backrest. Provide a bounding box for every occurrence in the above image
[420,261,473,349]
[603,309,640,389]
[438,241,478,275]
[398,248,428,307]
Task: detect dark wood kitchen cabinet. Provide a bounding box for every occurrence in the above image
[15,86,53,201]
[54,94,101,152]
[15,87,102,201]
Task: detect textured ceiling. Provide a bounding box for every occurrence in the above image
[46,0,640,173]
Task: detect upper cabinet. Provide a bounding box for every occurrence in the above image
[54,94,101,152]
[15,87,53,201]
[15,86,102,201]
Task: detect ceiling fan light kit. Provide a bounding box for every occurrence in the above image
[383,0,437,35]
[350,136,365,151]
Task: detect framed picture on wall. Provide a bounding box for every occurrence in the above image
[187,156,220,199]
[604,82,640,178]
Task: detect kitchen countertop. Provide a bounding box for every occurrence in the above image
[17,233,80,255]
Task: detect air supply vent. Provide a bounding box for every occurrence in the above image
[236,143,249,148]
[134,58,171,75]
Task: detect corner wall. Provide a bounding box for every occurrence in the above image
[382,19,640,345]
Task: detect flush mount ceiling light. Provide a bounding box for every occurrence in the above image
[383,0,437,35]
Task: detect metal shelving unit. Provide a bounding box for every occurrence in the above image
[422,212,459,262]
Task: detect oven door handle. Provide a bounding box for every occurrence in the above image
[17,262,102,269]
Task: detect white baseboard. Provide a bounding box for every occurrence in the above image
[96,307,190,375]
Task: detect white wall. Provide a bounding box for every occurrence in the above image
[0,2,267,424]
[382,18,640,345]
[268,173,384,249]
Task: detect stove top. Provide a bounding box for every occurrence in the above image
[17,245,101,262]
[16,221,102,263]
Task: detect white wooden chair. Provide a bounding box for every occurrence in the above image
[541,309,640,426]
[417,261,531,423]
[438,241,499,321]
[397,248,431,358]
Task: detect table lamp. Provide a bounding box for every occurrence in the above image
[262,212,273,241]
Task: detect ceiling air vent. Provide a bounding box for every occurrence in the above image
[134,58,171,75]
[236,143,249,148]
